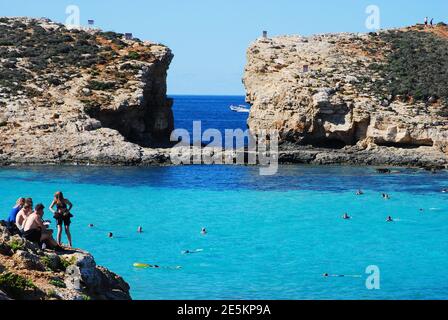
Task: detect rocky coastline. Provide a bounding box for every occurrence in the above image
[243,24,448,169]
[0,18,447,169]
[0,17,173,166]
[0,223,131,300]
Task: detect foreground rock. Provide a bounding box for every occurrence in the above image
[243,24,448,167]
[0,223,131,300]
[0,17,173,165]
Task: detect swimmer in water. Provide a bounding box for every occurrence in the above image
[182,249,203,255]
[137,226,143,233]
[382,193,391,200]
[356,189,364,195]
[201,227,207,235]
[108,232,113,238]
[323,273,348,278]
[88,224,94,228]
[442,189,448,193]
[342,213,351,220]
[386,216,394,222]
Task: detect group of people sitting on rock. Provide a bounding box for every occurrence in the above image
[1,191,73,251]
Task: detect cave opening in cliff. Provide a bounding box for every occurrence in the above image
[376,140,434,149]
[303,138,348,149]
[86,108,157,147]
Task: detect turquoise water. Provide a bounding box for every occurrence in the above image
[1,165,448,300]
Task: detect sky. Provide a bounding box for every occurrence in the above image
[1,0,447,95]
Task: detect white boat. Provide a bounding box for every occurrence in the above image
[229,105,250,113]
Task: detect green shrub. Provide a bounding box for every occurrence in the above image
[8,239,25,252]
[60,256,77,270]
[47,288,58,298]
[0,272,36,299]
[40,255,63,272]
[49,279,66,288]
[127,51,140,60]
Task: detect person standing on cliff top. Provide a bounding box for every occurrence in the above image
[430,18,434,27]
[49,191,73,247]
[424,17,428,27]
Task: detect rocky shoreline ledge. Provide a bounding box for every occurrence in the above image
[1,145,446,169]
[0,224,131,300]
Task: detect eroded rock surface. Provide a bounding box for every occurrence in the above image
[243,25,448,167]
[0,17,173,165]
[0,223,131,300]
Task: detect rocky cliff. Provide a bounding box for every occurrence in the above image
[0,223,131,300]
[0,17,173,165]
[243,24,448,167]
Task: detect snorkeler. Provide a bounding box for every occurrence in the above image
[201,227,207,235]
[382,193,391,200]
[342,213,351,220]
[323,273,360,278]
[182,249,203,255]
[386,216,394,222]
[356,189,364,195]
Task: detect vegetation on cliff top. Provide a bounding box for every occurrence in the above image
[0,17,160,100]
[369,28,448,103]
[0,272,36,299]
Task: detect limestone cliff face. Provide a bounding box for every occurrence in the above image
[0,17,173,165]
[243,25,448,167]
[0,224,131,300]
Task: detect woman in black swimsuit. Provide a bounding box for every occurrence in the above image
[49,191,73,247]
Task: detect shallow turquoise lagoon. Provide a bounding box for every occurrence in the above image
[1,165,448,300]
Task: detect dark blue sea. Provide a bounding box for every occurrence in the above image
[171,95,250,147]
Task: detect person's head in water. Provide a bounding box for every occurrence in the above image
[35,203,45,216]
[343,213,350,219]
[88,224,94,228]
[201,227,207,234]
[108,232,113,238]
[386,216,393,222]
[137,226,143,233]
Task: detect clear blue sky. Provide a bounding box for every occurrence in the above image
[1,0,447,95]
